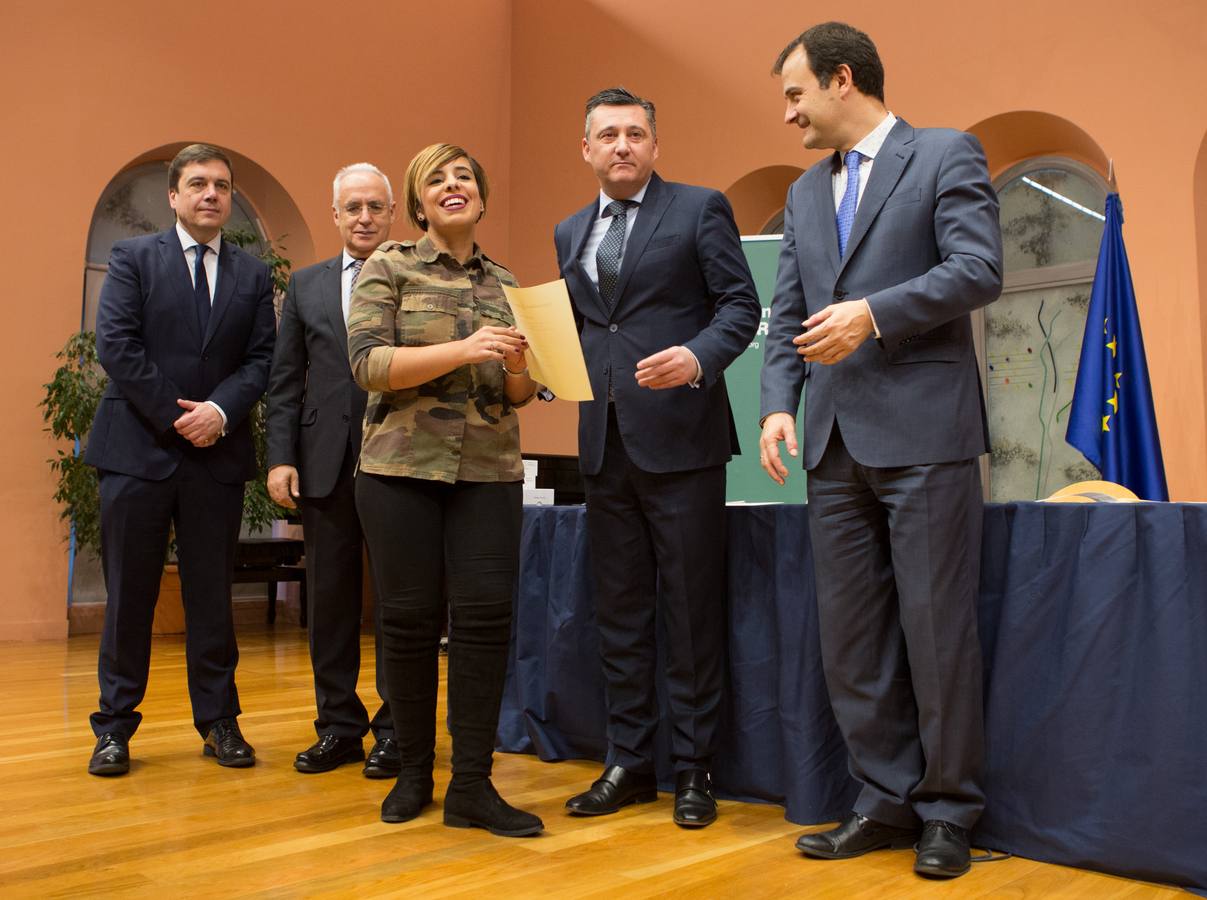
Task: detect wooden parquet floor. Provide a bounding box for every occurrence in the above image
[0,626,1186,898]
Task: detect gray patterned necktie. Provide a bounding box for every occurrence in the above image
[596,199,633,308]
[349,257,365,290]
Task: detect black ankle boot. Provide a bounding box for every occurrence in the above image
[377,598,440,821]
[381,775,435,823]
[444,778,543,837]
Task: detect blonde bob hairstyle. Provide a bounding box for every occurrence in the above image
[403,143,490,232]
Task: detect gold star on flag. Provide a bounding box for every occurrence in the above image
[1108,392,1118,413]
[1106,336,1117,357]
[1102,415,1111,432]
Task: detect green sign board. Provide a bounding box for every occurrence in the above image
[724,235,806,503]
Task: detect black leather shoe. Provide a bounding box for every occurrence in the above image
[796,813,919,859]
[444,778,544,837]
[565,765,658,816]
[363,737,401,779]
[294,734,365,773]
[914,820,971,878]
[381,775,435,823]
[673,769,717,828]
[88,732,130,776]
[203,718,255,768]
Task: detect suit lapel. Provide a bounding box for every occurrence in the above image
[612,172,671,313]
[566,200,609,321]
[203,240,241,348]
[157,229,203,346]
[810,162,842,275]
[838,119,915,278]
[320,257,346,346]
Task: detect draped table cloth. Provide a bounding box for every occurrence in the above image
[499,502,1207,891]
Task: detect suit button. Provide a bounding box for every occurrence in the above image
[609,324,618,333]
[833,289,847,301]
[342,414,349,422]
[202,354,209,361]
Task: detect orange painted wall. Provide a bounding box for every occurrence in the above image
[3,0,1205,639]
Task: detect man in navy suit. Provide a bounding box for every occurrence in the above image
[759,23,1003,876]
[265,163,398,778]
[86,144,276,776]
[556,87,760,828]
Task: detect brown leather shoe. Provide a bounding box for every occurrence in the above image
[796,813,919,859]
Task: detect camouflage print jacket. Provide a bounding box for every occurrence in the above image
[347,236,529,484]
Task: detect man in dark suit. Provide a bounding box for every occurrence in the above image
[265,163,398,778]
[556,87,761,828]
[759,23,1003,877]
[86,143,276,775]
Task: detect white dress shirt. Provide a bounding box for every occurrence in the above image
[175,221,228,430]
[832,112,898,210]
[340,250,360,323]
[579,179,650,289]
[176,221,221,301]
[578,179,701,386]
[831,112,897,338]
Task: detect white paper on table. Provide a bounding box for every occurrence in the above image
[502,279,593,401]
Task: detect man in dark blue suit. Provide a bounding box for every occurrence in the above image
[759,24,1003,876]
[556,88,761,828]
[85,144,276,776]
[265,163,398,778]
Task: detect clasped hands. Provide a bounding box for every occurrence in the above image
[173,398,222,448]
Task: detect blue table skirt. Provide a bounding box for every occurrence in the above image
[499,502,1207,891]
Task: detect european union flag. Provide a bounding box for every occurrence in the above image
[1066,194,1168,500]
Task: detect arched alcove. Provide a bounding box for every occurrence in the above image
[1194,130,1207,459]
[723,165,804,235]
[967,110,1110,187]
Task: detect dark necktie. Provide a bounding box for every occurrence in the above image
[596,199,633,308]
[836,149,864,257]
[193,244,211,335]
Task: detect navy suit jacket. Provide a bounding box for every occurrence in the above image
[760,119,1003,469]
[265,256,367,499]
[86,228,276,484]
[555,172,761,476]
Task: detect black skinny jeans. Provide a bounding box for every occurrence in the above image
[356,473,521,784]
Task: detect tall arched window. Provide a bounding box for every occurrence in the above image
[983,157,1110,500]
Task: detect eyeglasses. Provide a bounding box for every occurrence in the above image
[341,202,390,217]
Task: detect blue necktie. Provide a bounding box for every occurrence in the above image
[193,244,211,335]
[596,199,633,309]
[836,149,864,257]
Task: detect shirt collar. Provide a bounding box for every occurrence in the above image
[598,178,651,218]
[342,250,360,271]
[175,220,222,256]
[850,112,898,162]
[415,233,485,268]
